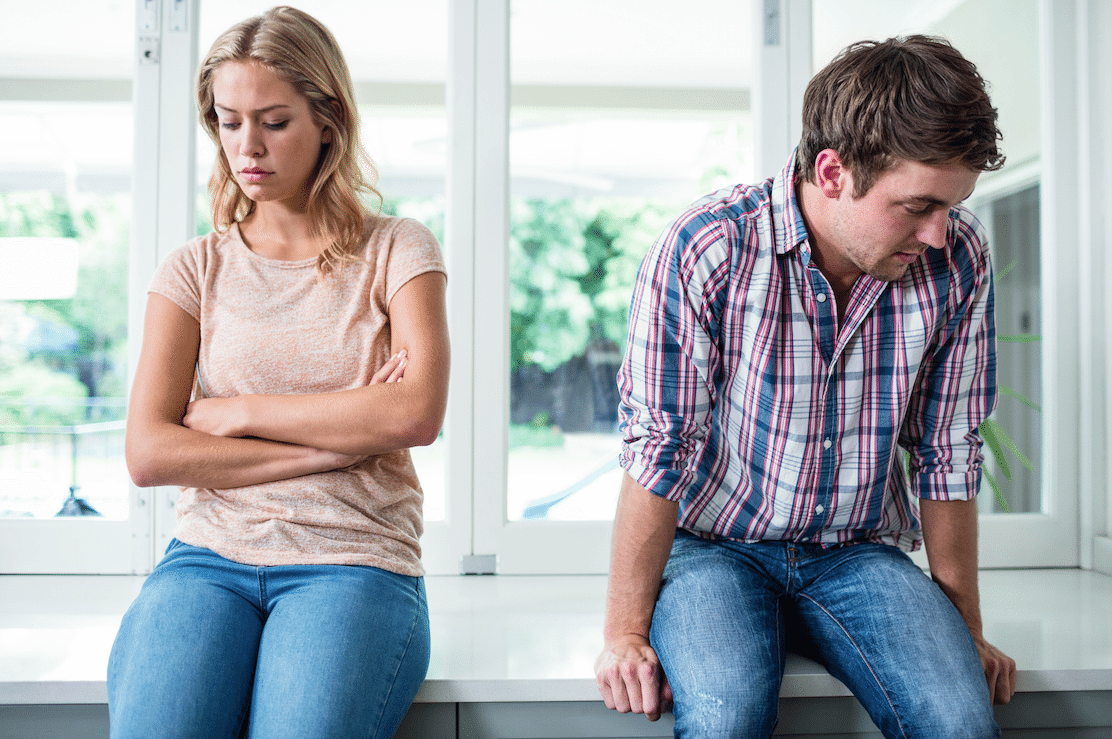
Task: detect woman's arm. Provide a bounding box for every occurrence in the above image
[125,293,364,489]
[182,271,450,456]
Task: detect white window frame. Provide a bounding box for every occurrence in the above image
[6,0,1107,576]
[467,0,1094,574]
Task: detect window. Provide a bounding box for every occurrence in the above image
[466,0,756,572]
[4,0,1100,574]
[0,1,143,573]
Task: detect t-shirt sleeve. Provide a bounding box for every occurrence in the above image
[383,218,447,306]
[148,238,205,320]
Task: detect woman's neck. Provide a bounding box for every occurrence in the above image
[239,202,330,262]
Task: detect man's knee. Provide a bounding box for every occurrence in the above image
[671,683,779,739]
[894,690,999,739]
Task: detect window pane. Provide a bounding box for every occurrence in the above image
[195,1,449,519]
[507,0,754,521]
[812,0,1043,513]
[0,0,133,521]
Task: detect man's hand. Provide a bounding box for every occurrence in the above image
[919,498,1017,705]
[595,633,672,721]
[974,634,1016,704]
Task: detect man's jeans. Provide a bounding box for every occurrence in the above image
[650,530,999,738]
[107,539,430,739]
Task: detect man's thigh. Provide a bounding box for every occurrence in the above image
[793,542,998,739]
[650,532,786,739]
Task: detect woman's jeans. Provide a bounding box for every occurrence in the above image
[650,530,999,739]
[107,540,430,739]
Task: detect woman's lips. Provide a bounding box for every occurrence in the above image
[240,168,272,183]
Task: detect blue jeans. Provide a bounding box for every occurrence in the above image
[650,531,998,739]
[107,540,429,739]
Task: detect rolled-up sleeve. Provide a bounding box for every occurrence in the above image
[900,214,998,501]
[618,216,730,502]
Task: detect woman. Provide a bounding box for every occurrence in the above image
[107,7,448,738]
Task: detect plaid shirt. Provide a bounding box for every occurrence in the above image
[618,155,997,550]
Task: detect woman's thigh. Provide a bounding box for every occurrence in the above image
[246,566,430,739]
[107,540,263,739]
[794,543,998,739]
[650,533,786,739]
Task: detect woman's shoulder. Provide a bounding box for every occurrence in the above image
[163,224,244,267]
[356,213,446,300]
[360,213,440,250]
[359,213,444,268]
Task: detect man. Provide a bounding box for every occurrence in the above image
[595,36,1017,739]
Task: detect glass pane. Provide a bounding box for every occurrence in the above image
[812,0,1043,513]
[508,0,754,521]
[0,0,133,521]
[196,1,449,520]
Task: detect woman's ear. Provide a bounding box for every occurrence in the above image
[321,127,333,144]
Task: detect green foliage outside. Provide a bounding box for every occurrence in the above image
[0,192,130,435]
[508,197,674,372]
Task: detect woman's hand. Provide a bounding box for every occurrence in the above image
[371,350,408,384]
[182,350,408,441]
[182,396,249,438]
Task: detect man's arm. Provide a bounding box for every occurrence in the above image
[919,497,1016,704]
[594,473,679,722]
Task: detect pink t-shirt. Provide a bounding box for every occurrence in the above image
[148,215,446,576]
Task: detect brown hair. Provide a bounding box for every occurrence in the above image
[196,5,379,273]
[796,35,1004,196]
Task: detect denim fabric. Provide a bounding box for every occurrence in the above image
[650,530,999,739]
[107,539,429,739]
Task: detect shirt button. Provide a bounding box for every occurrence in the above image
[816,505,825,514]
[823,439,832,449]
[816,292,828,303]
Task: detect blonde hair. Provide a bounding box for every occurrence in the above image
[196,5,379,273]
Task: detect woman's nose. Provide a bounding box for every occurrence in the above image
[240,124,264,158]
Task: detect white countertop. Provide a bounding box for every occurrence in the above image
[2,569,1110,705]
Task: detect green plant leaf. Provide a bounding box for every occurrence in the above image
[998,334,1041,343]
[979,418,1012,480]
[995,261,1016,282]
[1000,386,1041,412]
[982,468,1011,512]
[981,417,1035,472]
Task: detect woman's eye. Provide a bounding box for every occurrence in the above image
[219,121,240,131]
[264,121,289,130]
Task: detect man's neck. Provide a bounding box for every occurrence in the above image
[796,179,860,314]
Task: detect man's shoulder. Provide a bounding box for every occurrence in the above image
[662,180,775,253]
[942,204,992,276]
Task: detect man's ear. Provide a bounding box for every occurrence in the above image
[814,149,849,198]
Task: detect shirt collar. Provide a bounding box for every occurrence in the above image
[770,149,813,263]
